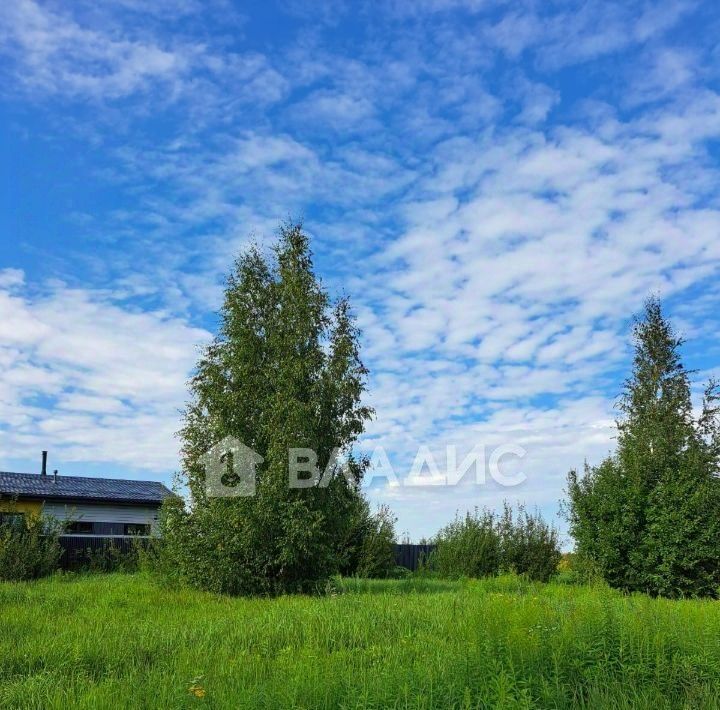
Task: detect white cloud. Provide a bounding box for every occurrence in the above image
[0,273,209,470]
[290,89,378,132]
[483,0,695,68]
[0,0,188,99]
[349,85,720,537]
[0,0,286,106]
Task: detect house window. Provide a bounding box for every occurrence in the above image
[65,521,94,534]
[124,523,150,536]
[0,512,25,530]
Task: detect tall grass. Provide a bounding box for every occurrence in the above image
[1,573,719,708]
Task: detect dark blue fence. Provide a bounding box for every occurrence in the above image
[58,537,434,572]
[58,535,149,570]
[394,543,435,571]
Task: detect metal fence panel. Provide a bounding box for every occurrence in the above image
[58,535,149,570]
[57,537,434,573]
[394,543,435,571]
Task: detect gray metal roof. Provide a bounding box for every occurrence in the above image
[0,471,174,505]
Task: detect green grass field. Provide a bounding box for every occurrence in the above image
[1,573,719,709]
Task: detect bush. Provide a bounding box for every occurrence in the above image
[337,500,397,579]
[354,504,397,578]
[150,496,251,594]
[75,541,142,573]
[0,506,62,581]
[498,503,562,582]
[428,504,561,582]
[152,495,299,596]
[430,509,500,579]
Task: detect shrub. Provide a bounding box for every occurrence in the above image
[430,509,500,579]
[498,503,562,582]
[0,505,62,581]
[428,504,561,582]
[153,496,271,596]
[337,499,397,579]
[354,504,397,578]
[75,541,141,573]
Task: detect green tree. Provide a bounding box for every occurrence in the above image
[164,222,374,595]
[566,298,720,597]
[642,380,720,597]
[497,503,561,583]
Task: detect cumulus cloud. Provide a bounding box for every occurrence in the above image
[0,0,189,99]
[0,0,285,106]
[350,83,720,537]
[0,271,209,470]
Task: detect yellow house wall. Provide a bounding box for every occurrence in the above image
[0,499,43,515]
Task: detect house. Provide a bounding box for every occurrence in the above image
[0,451,174,537]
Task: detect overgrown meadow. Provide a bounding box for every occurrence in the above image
[2,573,719,709]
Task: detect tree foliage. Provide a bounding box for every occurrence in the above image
[163,222,374,595]
[566,298,720,597]
[497,502,562,583]
[344,502,397,579]
[0,503,62,581]
[428,504,559,582]
[431,509,501,579]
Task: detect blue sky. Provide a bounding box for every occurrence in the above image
[1,0,720,541]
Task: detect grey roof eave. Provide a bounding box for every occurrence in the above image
[10,493,168,507]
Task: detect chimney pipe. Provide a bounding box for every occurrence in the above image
[41,450,47,476]
[53,469,58,483]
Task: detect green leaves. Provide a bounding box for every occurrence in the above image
[566,298,720,597]
[167,222,374,595]
[429,504,561,582]
[339,500,397,579]
[0,503,63,581]
[431,508,501,579]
